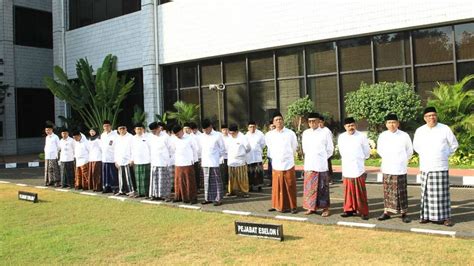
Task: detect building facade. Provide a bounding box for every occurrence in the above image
[1,0,473,155]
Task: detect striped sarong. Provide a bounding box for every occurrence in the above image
[75,164,90,190]
[420,171,451,221]
[102,162,118,192]
[343,174,369,216]
[271,167,297,211]
[383,174,408,214]
[134,164,151,197]
[303,171,330,211]
[219,159,229,189]
[247,162,264,187]
[175,165,197,202]
[203,167,224,202]
[60,161,75,188]
[149,166,171,198]
[118,165,135,194]
[44,159,60,186]
[228,165,249,194]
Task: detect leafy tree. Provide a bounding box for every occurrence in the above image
[166,101,199,126]
[44,54,135,132]
[285,95,314,133]
[345,82,422,134]
[155,112,168,124]
[131,105,147,127]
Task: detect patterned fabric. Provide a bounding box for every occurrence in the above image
[75,164,90,190]
[228,165,249,194]
[134,164,151,197]
[88,161,102,192]
[149,166,172,198]
[343,175,369,216]
[118,165,135,194]
[203,167,224,202]
[194,161,204,189]
[169,165,175,192]
[102,162,118,192]
[420,171,451,221]
[383,174,408,214]
[303,171,330,211]
[60,161,75,188]
[44,159,60,186]
[271,168,297,211]
[247,162,264,187]
[175,165,197,202]
[219,159,229,189]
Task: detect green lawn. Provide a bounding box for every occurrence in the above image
[1,184,473,264]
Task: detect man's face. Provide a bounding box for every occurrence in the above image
[45,128,53,135]
[344,123,356,135]
[73,135,82,142]
[273,116,284,129]
[221,128,229,136]
[385,120,399,132]
[176,130,184,138]
[248,124,256,133]
[118,126,127,136]
[307,118,320,129]
[134,127,144,135]
[319,120,325,128]
[61,132,69,139]
[183,127,192,134]
[203,127,212,134]
[103,124,111,133]
[423,112,438,128]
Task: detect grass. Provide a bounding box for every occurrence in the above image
[1,184,473,264]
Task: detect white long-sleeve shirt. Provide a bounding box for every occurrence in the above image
[131,133,151,165]
[74,136,89,167]
[186,133,200,162]
[245,130,266,164]
[413,123,458,172]
[377,129,413,175]
[338,131,370,178]
[199,130,225,168]
[149,133,172,167]
[265,127,297,171]
[88,138,102,162]
[114,133,132,166]
[302,127,334,172]
[59,137,75,162]
[171,134,198,167]
[221,134,231,161]
[100,130,117,163]
[44,133,60,160]
[226,132,251,167]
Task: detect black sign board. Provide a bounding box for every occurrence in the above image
[18,191,38,203]
[235,221,283,241]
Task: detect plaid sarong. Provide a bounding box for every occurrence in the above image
[420,171,451,221]
[45,159,60,186]
[60,161,75,188]
[247,162,264,187]
[134,164,151,197]
[102,162,118,192]
[228,165,249,194]
[383,174,408,214]
[75,164,90,190]
[149,166,171,198]
[118,165,135,194]
[303,171,330,211]
[343,175,369,216]
[203,167,224,202]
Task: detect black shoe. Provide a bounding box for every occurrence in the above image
[377,213,391,221]
[402,216,411,223]
[268,208,277,212]
[281,209,290,213]
[291,208,298,214]
[213,201,222,206]
[419,219,429,224]
[172,199,182,203]
[361,215,369,220]
[190,200,197,205]
[201,201,212,205]
[340,211,354,218]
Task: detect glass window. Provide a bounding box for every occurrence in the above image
[376,69,404,83]
[308,76,339,121]
[374,32,411,67]
[455,23,474,60]
[14,6,53,49]
[202,87,224,123]
[180,88,200,114]
[413,26,453,64]
[415,64,454,104]
[406,69,413,84]
[279,79,303,117]
[341,72,373,107]
[306,42,337,74]
[77,0,93,27]
[277,48,304,77]
[226,84,249,125]
[201,61,221,85]
[162,66,177,91]
[250,82,276,125]
[123,0,141,13]
[93,0,107,22]
[224,57,246,83]
[457,62,474,90]
[249,52,274,81]
[164,90,178,112]
[16,88,55,138]
[106,0,122,19]
[117,69,144,128]
[338,37,372,72]
[179,65,198,88]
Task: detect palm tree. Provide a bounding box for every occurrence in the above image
[166,101,199,126]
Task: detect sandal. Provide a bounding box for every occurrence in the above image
[321,210,330,217]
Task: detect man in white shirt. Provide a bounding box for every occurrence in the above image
[245,121,266,191]
[130,124,151,198]
[72,130,89,190]
[302,113,334,216]
[185,122,203,191]
[44,124,60,186]
[88,128,102,192]
[226,124,251,197]
[377,114,413,223]
[149,122,173,201]
[319,115,334,184]
[265,112,298,214]
[338,117,371,220]
[219,124,230,191]
[199,119,226,206]
[413,107,458,227]
[59,128,75,188]
[114,125,135,197]
[100,120,118,193]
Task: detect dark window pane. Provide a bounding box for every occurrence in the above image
[249,52,274,81]
[376,69,404,82]
[16,89,55,138]
[69,0,78,29]
[457,62,474,90]
[162,66,177,91]
[455,23,474,60]
[117,69,144,127]
[406,69,413,85]
[15,6,52,48]
[93,0,107,22]
[224,57,246,83]
[308,76,339,121]
[277,48,304,77]
[180,88,199,107]
[201,61,221,85]
[306,42,336,74]
[250,82,276,125]
[164,90,178,112]
[123,0,141,14]
[226,84,249,125]
[279,79,303,117]
[341,72,373,115]
[179,65,198,88]
[415,64,454,104]
[78,0,93,27]
[374,32,411,67]
[202,87,224,123]
[338,37,372,71]
[106,0,122,19]
[413,26,453,64]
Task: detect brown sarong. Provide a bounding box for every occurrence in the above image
[228,165,249,194]
[75,164,90,190]
[343,174,369,216]
[271,167,297,211]
[175,165,197,202]
[88,161,102,191]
